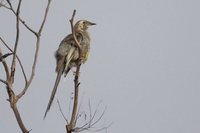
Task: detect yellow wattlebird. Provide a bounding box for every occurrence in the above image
[44,20,96,118]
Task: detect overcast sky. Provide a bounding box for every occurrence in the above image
[1,0,200,133]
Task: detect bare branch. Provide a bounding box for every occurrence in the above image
[11,102,30,133]
[10,0,22,83]
[0,37,12,50]
[67,92,73,119]
[0,37,28,83]
[57,99,69,124]
[1,0,53,133]
[19,18,37,35]
[84,123,113,132]
[38,0,52,35]
[90,101,103,123]
[0,48,10,79]
[17,0,52,99]
[67,64,81,131]
[0,53,13,61]
[89,100,92,125]
[69,10,82,57]
[91,106,107,127]
[66,10,88,133]
[3,1,31,132]
[74,92,85,125]
[0,78,7,85]
[73,101,110,133]
[6,0,12,9]
[67,10,108,133]
[0,0,10,9]
[1,0,37,35]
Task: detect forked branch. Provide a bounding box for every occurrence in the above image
[17,0,52,100]
[0,0,53,132]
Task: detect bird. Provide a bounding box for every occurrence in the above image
[44,20,96,118]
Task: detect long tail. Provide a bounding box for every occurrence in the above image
[44,47,75,119]
[44,66,63,119]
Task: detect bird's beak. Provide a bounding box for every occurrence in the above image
[88,21,96,26]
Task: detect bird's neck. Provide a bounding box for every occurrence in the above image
[76,30,90,41]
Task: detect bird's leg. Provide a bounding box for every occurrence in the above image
[72,68,80,76]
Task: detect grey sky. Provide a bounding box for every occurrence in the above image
[1,0,200,133]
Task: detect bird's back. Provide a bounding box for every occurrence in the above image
[55,32,90,71]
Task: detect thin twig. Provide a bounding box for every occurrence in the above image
[74,92,85,125]
[6,0,12,9]
[74,101,108,132]
[89,100,92,126]
[19,18,37,35]
[69,64,81,129]
[0,37,28,82]
[91,106,107,127]
[38,0,52,35]
[75,100,93,129]
[67,92,73,119]
[0,78,7,85]
[66,10,84,133]
[0,48,10,80]
[0,0,10,9]
[0,53,13,61]
[75,123,112,133]
[1,0,53,133]
[10,0,22,83]
[7,1,31,132]
[84,123,112,132]
[2,0,37,35]
[90,101,102,123]
[57,99,69,124]
[17,0,52,99]
[69,10,82,56]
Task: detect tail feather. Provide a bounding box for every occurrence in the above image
[44,47,75,119]
[44,66,63,119]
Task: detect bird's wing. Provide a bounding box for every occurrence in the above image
[63,46,75,77]
[44,33,84,118]
[63,33,83,74]
[44,60,64,119]
[64,46,75,71]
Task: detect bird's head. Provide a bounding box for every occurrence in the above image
[74,20,96,32]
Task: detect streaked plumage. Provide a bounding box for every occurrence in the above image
[44,20,96,118]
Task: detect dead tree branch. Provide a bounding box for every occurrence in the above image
[57,99,69,124]
[0,37,27,83]
[69,10,82,57]
[0,0,53,132]
[65,10,109,133]
[16,0,52,100]
[0,53,13,61]
[0,78,7,85]
[2,0,37,35]
[0,48,9,83]
[73,101,110,133]
[66,9,82,133]
[0,44,10,82]
[9,0,21,84]
[67,64,81,133]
